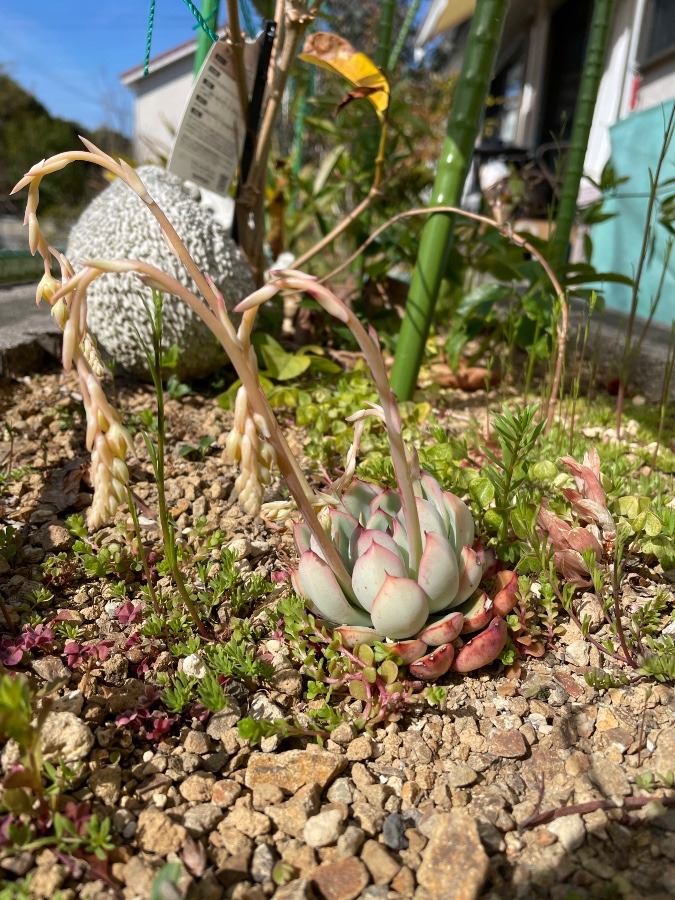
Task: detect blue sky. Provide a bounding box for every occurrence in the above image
[1,0,207,134]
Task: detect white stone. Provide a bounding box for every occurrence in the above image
[546,814,586,851]
[565,640,590,667]
[182,654,207,679]
[303,808,344,848]
[51,690,84,715]
[40,712,94,763]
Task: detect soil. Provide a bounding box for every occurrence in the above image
[0,362,674,900]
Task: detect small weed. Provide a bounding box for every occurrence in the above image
[178,434,216,461]
[0,526,22,565]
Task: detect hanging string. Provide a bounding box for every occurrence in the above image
[182,0,219,43]
[143,0,156,76]
[144,1,219,77]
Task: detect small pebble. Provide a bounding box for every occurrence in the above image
[337,825,366,858]
[382,813,408,850]
[303,808,344,848]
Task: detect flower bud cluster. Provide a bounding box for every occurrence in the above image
[225,386,276,515]
[79,365,133,529]
[35,241,132,529]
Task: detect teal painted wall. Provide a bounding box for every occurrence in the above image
[591,101,675,328]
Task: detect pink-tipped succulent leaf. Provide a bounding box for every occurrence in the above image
[417,611,464,646]
[491,570,519,617]
[370,574,429,639]
[335,625,385,647]
[297,550,370,627]
[409,642,455,680]
[387,637,429,664]
[351,543,407,611]
[441,491,476,552]
[417,531,460,612]
[455,546,484,605]
[458,591,494,634]
[342,480,381,521]
[453,616,508,673]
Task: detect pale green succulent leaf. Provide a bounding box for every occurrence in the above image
[455,546,484,605]
[342,480,381,522]
[365,509,394,532]
[356,528,401,559]
[351,542,407,611]
[297,550,371,626]
[336,625,385,647]
[370,488,403,518]
[370,574,429,639]
[417,530,461,612]
[442,491,476,552]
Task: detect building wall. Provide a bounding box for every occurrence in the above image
[639,62,675,110]
[132,56,195,164]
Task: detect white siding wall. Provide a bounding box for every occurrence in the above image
[132,56,195,163]
[638,65,675,110]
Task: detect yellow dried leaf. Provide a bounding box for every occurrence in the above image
[299,32,390,120]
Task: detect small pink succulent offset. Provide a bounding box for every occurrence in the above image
[538,448,616,585]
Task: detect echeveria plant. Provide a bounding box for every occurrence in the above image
[238,272,519,678]
[290,473,519,678]
[13,145,517,679]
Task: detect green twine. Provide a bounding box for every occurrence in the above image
[182,0,219,42]
[144,0,220,78]
[143,0,156,76]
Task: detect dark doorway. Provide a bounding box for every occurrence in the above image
[539,0,593,144]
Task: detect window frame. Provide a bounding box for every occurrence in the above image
[639,0,675,71]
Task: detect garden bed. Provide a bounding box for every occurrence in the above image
[0,359,674,900]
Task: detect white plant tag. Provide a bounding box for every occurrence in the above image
[168,36,261,197]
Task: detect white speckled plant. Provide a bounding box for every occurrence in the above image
[13,145,517,677]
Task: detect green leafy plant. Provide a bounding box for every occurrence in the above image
[476,404,545,545]
[0,673,47,798]
[178,434,216,461]
[0,525,22,565]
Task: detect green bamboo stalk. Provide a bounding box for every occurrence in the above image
[389,0,422,71]
[390,0,508,401]
[549,0,615,271]
[194,0,220,74]
[375,0,396,73]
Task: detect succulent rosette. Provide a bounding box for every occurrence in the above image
[234,268,517,679]
[291,470,517,679]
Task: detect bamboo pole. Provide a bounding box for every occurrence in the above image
[389,0,508,401]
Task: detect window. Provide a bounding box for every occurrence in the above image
[483,53,525,146]
[641,0,675,67]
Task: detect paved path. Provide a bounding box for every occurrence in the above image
[568,301,674,402]
[0,283,62,375]
[0,282,672,400]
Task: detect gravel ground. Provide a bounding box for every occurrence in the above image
[0,366,674,900]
